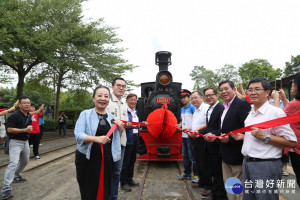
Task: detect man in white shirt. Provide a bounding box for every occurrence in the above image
[190,91,212,197]
[232,77,296,200]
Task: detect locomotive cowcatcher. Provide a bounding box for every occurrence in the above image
[136,51,183,161]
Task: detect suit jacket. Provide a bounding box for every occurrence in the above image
[219,96,251,165]
[200,102,224,155]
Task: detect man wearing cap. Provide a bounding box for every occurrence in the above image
[176,89,198,181]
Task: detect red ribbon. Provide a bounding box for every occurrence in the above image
[120,120,146,127]
[176,113,300,138]
[96,123,118,200]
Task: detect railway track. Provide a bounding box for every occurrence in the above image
[136,161,196,200]
[0,136,76,170]
[40,135,74,142]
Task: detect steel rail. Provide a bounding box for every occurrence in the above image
[0,143,76,170]
[137,161,150,200]
[176,161,196,200]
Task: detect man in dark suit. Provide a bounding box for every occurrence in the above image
[218,80,251,200]
[201,88,227,200]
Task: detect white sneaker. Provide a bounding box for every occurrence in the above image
[34,156,41,160]
[30,145,33,147]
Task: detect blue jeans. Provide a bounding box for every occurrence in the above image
[182,138,198,176]
[110,146,125,200]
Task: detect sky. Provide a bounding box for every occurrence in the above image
[1,0,300,97]
[81,0,300,96]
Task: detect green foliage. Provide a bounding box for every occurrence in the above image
[44,118,58,131]
[44,118,75,131]
[238,59,281,83]
[215,64,240,84]
[0,87,17,108]
[66,119,75,129]
[284,55,300,77]
[60,89,93,110]
[23,77,55,105]
[189,66,219,91]
[59,108,82,122]
[1,0,137,101]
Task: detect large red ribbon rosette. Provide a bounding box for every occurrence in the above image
[146,104,177,138]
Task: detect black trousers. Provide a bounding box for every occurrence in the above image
[29,133,40,157]
[208,152,227,199]
[39,124,44,143]
[59,124,66,136]
[290,152,300,187]
[120,134,138,185]
[193,137,213,189]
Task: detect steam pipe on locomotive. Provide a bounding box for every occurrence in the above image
[136,51,183,161]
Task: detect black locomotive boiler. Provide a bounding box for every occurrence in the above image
[136,51,183,161]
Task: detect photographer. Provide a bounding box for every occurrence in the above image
[58,112,68,136]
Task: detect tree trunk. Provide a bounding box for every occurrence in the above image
[16,73,25,99]
[54,72,63,119]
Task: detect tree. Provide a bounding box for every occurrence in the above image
[284,55,300,77]
[23,77,54,106]
[238,59,281,83]
[215,64,240,85]
[0,87,17,108]
[0,0,60,98]
[28,17,136,118]
[189,66,218,91]
[0,0,136,118]
[60,89,93,110]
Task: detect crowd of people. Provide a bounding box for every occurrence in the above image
[177,73,300,200]
[0,95,65,200]
[1,72,300,200]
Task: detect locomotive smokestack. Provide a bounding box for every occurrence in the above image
[155,51,172,71]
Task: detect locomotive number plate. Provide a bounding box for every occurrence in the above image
[157,97,170,104]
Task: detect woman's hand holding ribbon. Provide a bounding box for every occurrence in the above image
[95,136,111,144]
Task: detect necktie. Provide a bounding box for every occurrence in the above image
[206,107,211,124]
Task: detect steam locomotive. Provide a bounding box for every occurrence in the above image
[136,51,183,161]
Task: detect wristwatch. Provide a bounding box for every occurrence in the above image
[264,135,271,144]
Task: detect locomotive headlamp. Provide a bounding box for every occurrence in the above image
[159,74,170,85]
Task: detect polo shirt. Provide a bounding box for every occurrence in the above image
[180,102,195,138]
[7,110,32,141]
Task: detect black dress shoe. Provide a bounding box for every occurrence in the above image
[121,184,132,192]
[201,189,212,197]
[128,180,139,186]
